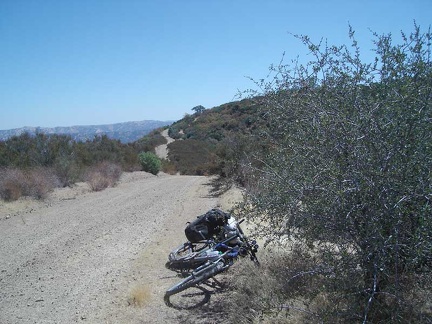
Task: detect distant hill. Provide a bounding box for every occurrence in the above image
[0,120,173,143]
[160,98,265,175]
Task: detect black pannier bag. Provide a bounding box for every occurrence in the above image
[185,209,228,242]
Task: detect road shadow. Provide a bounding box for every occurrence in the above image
[202,177,233,198]
[164,278,226,310]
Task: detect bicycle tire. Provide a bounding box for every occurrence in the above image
[165,258,207,272]
[164,260,225,298]
[166,241,217,272]
[164,285,210,310]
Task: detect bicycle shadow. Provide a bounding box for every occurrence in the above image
[164,278,226,310]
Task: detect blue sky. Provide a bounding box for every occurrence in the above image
[0,0,430,130]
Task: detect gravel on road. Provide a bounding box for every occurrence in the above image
[0,172,237,324]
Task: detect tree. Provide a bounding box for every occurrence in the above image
[192,105,206,114]
[138,152,161,175]
[239,24,432,322]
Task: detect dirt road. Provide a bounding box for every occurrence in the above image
[154,129,175,160]
[0,172,240,323]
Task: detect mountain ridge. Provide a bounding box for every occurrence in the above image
[0,120,173,143]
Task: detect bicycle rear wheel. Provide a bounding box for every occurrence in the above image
[169,241,210,261]
[166,241,213,272]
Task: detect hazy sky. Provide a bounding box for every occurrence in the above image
[0,0,430,130]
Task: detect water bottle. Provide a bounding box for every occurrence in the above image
[205,250,221,258]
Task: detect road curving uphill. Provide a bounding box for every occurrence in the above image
[0,172,236,323]
[155,129,175,160]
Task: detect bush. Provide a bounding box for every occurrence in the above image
[0,167,60,201]
[138,152,161,175]
[53,156,81,187]
[212,245,432,323]
[161,158,177,175]
[209,246,323,323]
[238,24,432,322]
[0,168,23,201]
[132,129,167,153]
[25,167,60,199]
[85,161,122,191]
[167,139,219,175]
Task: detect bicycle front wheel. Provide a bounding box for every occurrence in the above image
[164,260,225,298]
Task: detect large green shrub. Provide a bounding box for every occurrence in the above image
[138,152,161,175]
[236,24,432,322]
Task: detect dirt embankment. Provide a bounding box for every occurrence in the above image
[0,172,242,324]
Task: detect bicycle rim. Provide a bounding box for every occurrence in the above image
[170,241,210,261]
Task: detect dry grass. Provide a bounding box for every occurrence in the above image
[127,284,152,307]
[201,243,432,324]
[220,247,321,323]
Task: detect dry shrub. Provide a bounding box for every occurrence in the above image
[0,167,59,201]
[25,167,60,199]
[53,157,82,187]
[204,244,360,323]
[161,159,177,175]
[87,172,110,192]
[127,284,151,307]
[205,244,432,324]
[0,168,25,201]
[217,246,324,324]
[1,179,23,201]
[86,161,122,191]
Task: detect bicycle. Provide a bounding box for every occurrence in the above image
[164,223,259,304]
[165,219,253,273]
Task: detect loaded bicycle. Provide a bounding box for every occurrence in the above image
[164,209,259,306]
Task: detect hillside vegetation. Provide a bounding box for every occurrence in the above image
[0,120,171,143]
[0,98,263,200]
[0,129,168,199]
[166,99,266,177]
